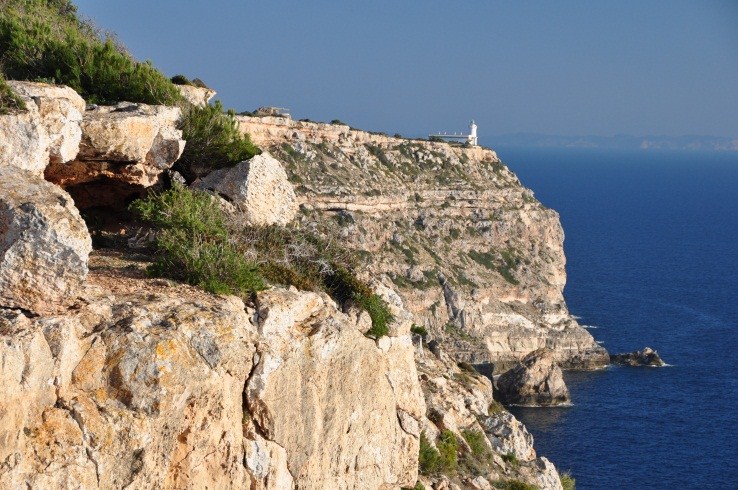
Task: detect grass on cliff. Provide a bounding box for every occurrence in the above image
[419,430,459,476]
[131,185,393,337]
[130,184,265,295]
[0,73,25,114]
[228,220,393,338]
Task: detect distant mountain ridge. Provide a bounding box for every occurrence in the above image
[487,133,738,151]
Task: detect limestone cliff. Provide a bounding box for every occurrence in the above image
[0,81,580,489]
[237,116,608,372]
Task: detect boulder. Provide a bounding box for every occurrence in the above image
[176,84,217,107]
[610,347,666,367]
[0,167,92,314]
[495,348,571,407]
[0,93,50,173]
[194,152,297,225]
[7,81,85,164]
[44,102,185,209]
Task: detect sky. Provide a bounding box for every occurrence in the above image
[73,1,738,139]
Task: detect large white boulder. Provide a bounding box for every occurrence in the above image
[7,81,85,164]
[0,94,50,173]
[0,167,92,314]
[194,152,297,226]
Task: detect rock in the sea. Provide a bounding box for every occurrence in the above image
[194,152,297,226]
[610,347,666,367]
[7,81,85,164]
[495,348,571,407]
[176,84,217,107]
[0,167,92,314]
[44,102,185,209]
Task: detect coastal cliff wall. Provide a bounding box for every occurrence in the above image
[0,81,569,489]
[237,115,608,372]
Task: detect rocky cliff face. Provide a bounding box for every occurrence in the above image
[0,81,582,489]
[237,115,608,372]
[0,252,423,489]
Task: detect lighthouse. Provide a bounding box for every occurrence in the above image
[468,120,478,146]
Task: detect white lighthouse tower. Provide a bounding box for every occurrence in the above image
[468,120,478,146]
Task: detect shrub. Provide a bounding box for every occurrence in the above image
[0,73,26,114]
[418,432,441,475]
[410,324,428,337]
[461,429,487,457]
[501,452,520,468]
[492,480,537,490]
[560,472,576,490]
[0,0,181,105]
[227,222,393,338]
[330,119,346,125]
[418,429,460,475]
[170,74,192,85]
[130,184,264,295]
[174,101,261,181]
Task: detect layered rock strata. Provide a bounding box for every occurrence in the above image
[236,115,608,372]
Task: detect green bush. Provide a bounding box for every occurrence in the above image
[460,429,487,457]
[130,184,264,295]
[174,101,261,181]
[418,432,441,475]
[492,480,537,490]
[0,73,26,114]
[0,0,181,105]
[437,430,459,473]
[501,452,520,468]
[410,324,428,337]
[227,222,393,338]
[560,472,576,490]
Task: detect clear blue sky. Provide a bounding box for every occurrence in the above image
[74,1,738,139]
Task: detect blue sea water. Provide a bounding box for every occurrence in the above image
[495,147,738,489]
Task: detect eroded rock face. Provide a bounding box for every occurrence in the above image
[176,84,217,107]
[0,290,256,489]
[0,95,50,173]
[44,102,185,209]
[195,152,297,226]
[0,167,91,314]
[0,256,425,489]
[237,115,608,372]
[416,339,562,489]
[7,81,85,164]
[246,288,423,489]
[495,348,571,407]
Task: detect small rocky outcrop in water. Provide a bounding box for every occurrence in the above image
[610,347,666,367]
[495,348,571,407]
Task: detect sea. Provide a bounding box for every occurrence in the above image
[493,146,738,489]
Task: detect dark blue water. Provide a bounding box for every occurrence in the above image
[496,147,738,489]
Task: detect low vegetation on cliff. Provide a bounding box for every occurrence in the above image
[0,73,25,114]
[131,185,392,337]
